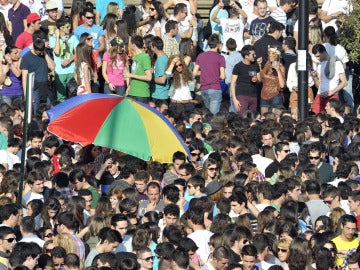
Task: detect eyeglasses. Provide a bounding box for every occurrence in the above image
[208,167,218,172]
[85,16,94,19]
[54,263,65,267]
[175,63,183,68]
[45,233,54,238]
[309,156,320,160]
[149,7,155,11]
[191,152,200,157]
[140,256,154,262]
[278,248,288,253]
[282,149,290,153]
[86,36,93,40]
[3,237,15,243]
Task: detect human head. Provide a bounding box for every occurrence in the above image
[340,214,357,241]
[0,226,15,253]
[64,253,80,270]
[173,3,187,21]
[211,247,230,270]
[312,44,328,62]
[111,213,128,238]
[137,247,154,270]
[240,45,256,63]
[268,21,285,39]
[9,242,42,270]
[99,228,122,252]
[241,244,257,270]
[51,246,66,270]
[82,7,95,26]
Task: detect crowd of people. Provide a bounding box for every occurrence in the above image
[0,0,359,269]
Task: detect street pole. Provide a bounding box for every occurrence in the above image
[297,0,309,120]
[18,72,34,208]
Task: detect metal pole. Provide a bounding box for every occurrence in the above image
[18,72,34,207]
[297,0,309,120]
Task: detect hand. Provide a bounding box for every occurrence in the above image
[61,59,70,67]
[257,57,262,66]
[123,70,131,79]
[171,56,180,66]
[189,15,197,26]
[233,99,241,112]
[271,61,280,70]
[125,86,130,96]
[310,70,318,78]
[4,54,12,64]
[218,2,224,9]
[146,201,156,212]
[101,158,113,170]
[109,82,115,91]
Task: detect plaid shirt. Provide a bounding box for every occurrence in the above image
[162,34,179,58]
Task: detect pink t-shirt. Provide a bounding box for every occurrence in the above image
[103,53,128,86]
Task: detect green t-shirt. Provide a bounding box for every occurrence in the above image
[129,52,152,97]
[88,185,100,209]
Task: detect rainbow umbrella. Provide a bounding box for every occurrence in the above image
[47,94,189,162]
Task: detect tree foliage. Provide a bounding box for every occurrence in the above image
[338,1,360,63]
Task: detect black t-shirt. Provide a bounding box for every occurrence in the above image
[254,35,282,66]
[249,16,276,39]
[232,61,260,97]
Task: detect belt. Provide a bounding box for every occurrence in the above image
[170,99,198,104]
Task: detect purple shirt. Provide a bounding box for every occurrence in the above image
[195,50,225,91]
[8,3,30,43]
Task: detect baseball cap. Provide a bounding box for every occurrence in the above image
[46,1,58,10]
[27,13,41,24]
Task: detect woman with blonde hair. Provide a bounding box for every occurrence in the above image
[330,207,346,234]
[277,238,292,270]
[53,233,78,254]
[260,46,286,114]
[78,216,110,249]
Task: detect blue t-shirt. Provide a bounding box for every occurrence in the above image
[96,0,125,24]
[151,54,170,99]
[49,35,79,74]
[74,24,104,50]
[20,51,49,83]
[209,6,228,40]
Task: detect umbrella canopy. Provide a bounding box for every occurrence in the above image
[47,94,190,162]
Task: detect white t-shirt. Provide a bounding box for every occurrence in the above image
[0,150,20,170]
[188,230,213,264]
[323,43,349,65]
[219,17,245,52]
[317,60,345,94]
[239,0,254,18]
[21,0,64,20]
[321,0,352,31]
[171,83,193,101]
[0,3,12,22]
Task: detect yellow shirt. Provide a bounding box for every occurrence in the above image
[332,235,359,266]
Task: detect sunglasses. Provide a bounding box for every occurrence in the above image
[86,36,93,40]
[323,200,333,205]
[54,263,65,267]
[191,152,200,157]
[141,256,154,262]
[208,167,218,172]
[85,16,94,19]
[3,237,15,243]
[149,7,155,11]
[60,24,71,29]
[175,63,183,68]
[309,156,320,160]
[278,248,288,253]
[45,233,54,238]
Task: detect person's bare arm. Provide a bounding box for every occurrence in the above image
[230,74,240,111]
[45,53,55,71]
[124,69,152,82]
[95,11,100,26]
[22,69,28,96]
[211,4,222,24]
[192,63,200,76]
[219,66,225,80]
[98,36,106,53]
[319,10,343,23]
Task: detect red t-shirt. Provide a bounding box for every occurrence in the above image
[15,31,32,49]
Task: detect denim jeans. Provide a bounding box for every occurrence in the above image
[260,94,283,108]
[342,68,354,111]
[0,95,23,106]
[104,84,126,96]
[201,89,222,114]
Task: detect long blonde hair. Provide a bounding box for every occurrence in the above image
[166,55,193,89]
[53,233,78,254]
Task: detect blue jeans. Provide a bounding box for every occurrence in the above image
[104,84,126,96]
[260,94,283,108]
[201,89,222,114]
[342,68,354,111]
[0,95,23,106]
